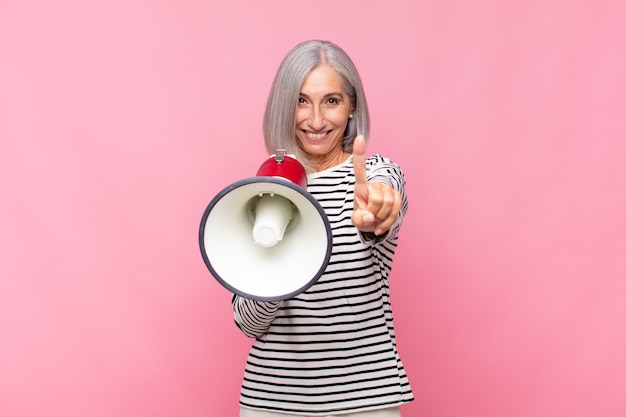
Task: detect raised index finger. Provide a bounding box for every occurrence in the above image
[352,135,368,185]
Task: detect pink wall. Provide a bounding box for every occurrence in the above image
[2,1,625,416]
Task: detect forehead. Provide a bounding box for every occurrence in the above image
[300,64,346,95]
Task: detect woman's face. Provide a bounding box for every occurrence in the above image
[295,64,354,171]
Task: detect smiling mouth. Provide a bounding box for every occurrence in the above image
[304,130,331,140]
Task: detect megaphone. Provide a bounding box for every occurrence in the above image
[199,151,332,301]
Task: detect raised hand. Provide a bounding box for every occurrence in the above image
[351,135,402,236]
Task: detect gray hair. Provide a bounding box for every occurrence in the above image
[263,40,370,169]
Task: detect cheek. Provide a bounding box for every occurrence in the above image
[295,109,306,126]
[330,110,350,126]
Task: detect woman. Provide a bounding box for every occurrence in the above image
[233,40,414,417]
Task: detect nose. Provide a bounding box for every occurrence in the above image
[308,105,325,130]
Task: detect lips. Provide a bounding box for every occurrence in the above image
[304,130,331,141]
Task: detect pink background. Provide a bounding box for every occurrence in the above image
[2,1,625,416]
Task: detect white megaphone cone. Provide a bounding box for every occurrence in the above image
[199,150,332,301]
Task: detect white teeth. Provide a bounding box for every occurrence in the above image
[308,132,327,139]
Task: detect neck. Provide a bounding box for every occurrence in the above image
[309,150,350,172]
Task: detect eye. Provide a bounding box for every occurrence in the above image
[323,96,344,108]
[298,96,308,105]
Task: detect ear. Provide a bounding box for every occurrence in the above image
[348,101,356,117]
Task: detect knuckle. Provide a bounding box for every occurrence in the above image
[369,193,383,205]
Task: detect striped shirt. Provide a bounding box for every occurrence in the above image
[233,154,414,415]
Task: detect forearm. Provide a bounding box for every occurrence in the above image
[232,295,282,338]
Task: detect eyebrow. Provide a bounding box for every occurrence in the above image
[299,92,345,99]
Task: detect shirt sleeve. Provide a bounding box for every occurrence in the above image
[232,295,283,338]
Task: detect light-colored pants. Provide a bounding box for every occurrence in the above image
[240,406,401,417]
